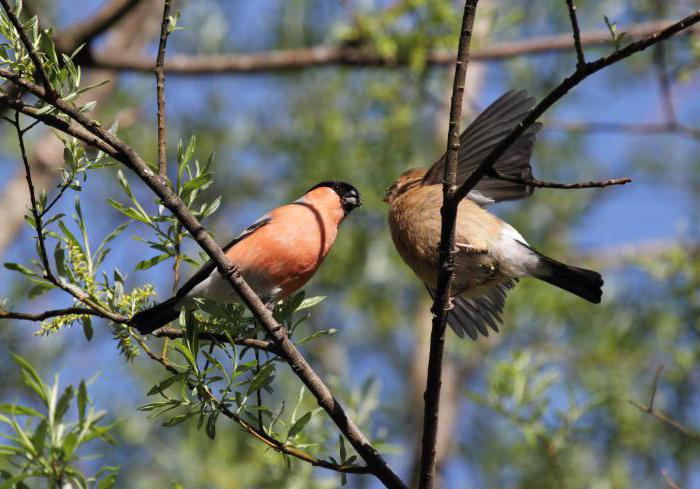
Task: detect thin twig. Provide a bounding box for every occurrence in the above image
[0,307,108,321]
[454,10,700,203]
[0,0,56,98]
[418,2,478,488]
[489,169,632,189]
[152,327,280,354]
[155,0,172,180]
[82,18,700,74]
[629,365,700,440]
[565,0,586,68]
[0,27,406,489]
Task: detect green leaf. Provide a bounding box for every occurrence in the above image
[287,411,312,438]
[297,328,337,345]
[3,262,37,277]
[247,363,274,395]
[297,296,326,311]
[55,385,74,422]
[134,253,170,271]
[205,412,217,440]
[147,373,183,396]
[0,404,42,417]
[77,380,87,424]
[11,354,46,403]
[81,316,93,341]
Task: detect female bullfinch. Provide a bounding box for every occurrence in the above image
[133,181,361,334]
[385,90,603,340]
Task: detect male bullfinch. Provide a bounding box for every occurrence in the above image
[384,90,603,340]
[132,181,362,334]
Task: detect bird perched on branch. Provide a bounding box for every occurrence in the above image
[132,181,362,334]
[385,90,602,340]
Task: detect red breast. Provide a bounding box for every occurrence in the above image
[225,186,346,299]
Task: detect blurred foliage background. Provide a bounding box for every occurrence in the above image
[1,0,699,488]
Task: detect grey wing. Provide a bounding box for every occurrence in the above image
[175,216,272,299]
[426,280,516,340]
[423,90,541,205]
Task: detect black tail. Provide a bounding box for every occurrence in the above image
[131,297,181,335]
[533,252,603,303]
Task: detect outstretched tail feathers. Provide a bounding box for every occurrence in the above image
[533,252,603,304]
[131,296,181,335]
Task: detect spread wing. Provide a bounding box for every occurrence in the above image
[175,216,272,299]
[426,280,516,340]
[423,90,541,205]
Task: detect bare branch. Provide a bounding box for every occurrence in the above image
[489,169,632,189]
[56,0,144,50]
[82,18,699,75]
[629,366,700,441]
[155,0,172,180]
[418,2,478,488]
[454,10,700,203]
[565,0,586,68]
[0,307,110,321]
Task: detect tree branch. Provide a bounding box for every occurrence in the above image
[55,0,144,51]
[81,18,699,74]
[418,2,478,488]
[155,0,172,180]
[0,21,406,489]
[629,365,700,440]
[0,307,110,321]
[489,169,632,189]
[454,10,700,203]
[565,0,586,69]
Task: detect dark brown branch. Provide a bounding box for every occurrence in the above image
[82,18,699,74]
[418,2,478,488]
[0,307,108,321]
[565,0,586,68]
[155,0,172,180]
[55,0,143,51]
[489,169,632,189]
[629,366,700,440]
[454,10,700,203]
[0,49,406,489]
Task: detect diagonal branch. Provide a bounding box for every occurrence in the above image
[0,19,406,489]
[454,9,700,203]
[56,0,144,51]
[418,2,479,488]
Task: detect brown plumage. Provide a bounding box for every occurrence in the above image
[385,91,603,340]
[132,181,361,334]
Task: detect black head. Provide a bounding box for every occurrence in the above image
[308,181,362,214]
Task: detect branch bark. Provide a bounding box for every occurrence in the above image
[418,2,479,488]
[81,18,699,75]
[155,0,172,179]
